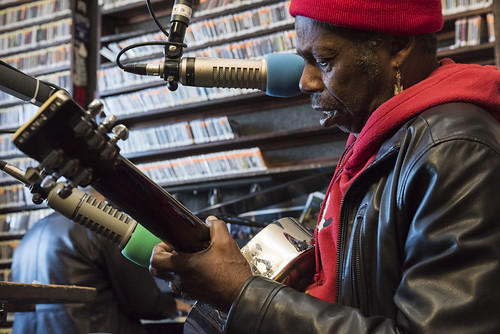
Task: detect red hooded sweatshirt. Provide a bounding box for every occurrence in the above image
[308,58,500,303]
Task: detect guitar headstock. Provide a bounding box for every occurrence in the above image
[12,90,127,196]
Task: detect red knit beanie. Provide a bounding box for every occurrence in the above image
[289,0,443,34]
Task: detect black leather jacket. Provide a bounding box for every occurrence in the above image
[12,212,177,334]
[224,103,500,333]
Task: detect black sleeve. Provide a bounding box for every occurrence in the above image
[94,234,177,320]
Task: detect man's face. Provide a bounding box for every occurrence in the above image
[295,16,394,134]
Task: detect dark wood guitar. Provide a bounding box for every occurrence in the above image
[12,90,316,333]
[13,90,209,252]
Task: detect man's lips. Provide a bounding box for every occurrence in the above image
[319,109,336,127]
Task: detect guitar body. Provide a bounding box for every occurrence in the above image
[185,216,315,334]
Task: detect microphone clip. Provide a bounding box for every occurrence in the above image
[163,57,181,91]
[163,0,193,91]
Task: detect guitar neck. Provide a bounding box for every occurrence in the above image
[92,156,210,253]
[12,89,210,253]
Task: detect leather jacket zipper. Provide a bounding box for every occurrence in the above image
[351,218,362,308]
[334,147,398,305]
[351,208,368,310]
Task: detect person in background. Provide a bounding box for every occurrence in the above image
[149,0,500,332]
[12,188,191,334]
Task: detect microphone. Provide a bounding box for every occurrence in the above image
[0,160,165,267]
[46,183,161,267]
[0,60,55,106]
[123,53,305,98]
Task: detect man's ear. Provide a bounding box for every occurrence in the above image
[390,35,415,66]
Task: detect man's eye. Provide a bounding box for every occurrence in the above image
[317,60,330,70]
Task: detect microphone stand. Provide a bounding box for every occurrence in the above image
[163,0,193,91]
[114,0,193,91]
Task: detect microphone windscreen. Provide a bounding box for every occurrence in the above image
[266,53,304,98]
[121,224,161,267]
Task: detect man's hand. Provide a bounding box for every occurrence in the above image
[149,216,253,312]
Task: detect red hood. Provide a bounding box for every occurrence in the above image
[309,59,500,303]
[344,58,500,178]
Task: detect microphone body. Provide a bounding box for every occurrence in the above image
[1,160,164,267]
[0,60,55,106]
[179,57,266,90]
[47,183,160,267]
[125,53,305,98]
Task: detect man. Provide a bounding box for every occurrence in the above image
[149,0,500,332]
[12,190,191,334]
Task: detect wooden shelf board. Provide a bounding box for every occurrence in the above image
[0,281,96,306]
[438,42,495,63]
[442,5,493,22]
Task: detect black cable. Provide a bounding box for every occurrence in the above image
[146,0,169,38]
[115,2,187,71]
[115,40,186,70]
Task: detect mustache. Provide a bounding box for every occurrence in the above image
[311,93,340,111]
[310,93,321,106]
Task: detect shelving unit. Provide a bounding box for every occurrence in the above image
[437,1,497,65]
[0,0,96,297]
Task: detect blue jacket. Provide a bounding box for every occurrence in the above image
[12,212,176,334]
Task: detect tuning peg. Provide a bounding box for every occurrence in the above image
[87,109,117,150]
[100,124,129,160]
[40,175,57,191]
[86,99,104,119]
[73,99,105,137]
[96,114,117,135]
[111,124,129,141]
[68,167,93,188]
[40,149,64,170]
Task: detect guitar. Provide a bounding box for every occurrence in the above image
[12,90,316,332]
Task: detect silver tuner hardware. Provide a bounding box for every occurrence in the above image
[54,158,80,179]
[86,99,104,120]
[42,159,79,188]
[73,99,104,138]
[73,118,93,137]
[31,192,45,205]
[86,104,116,150]
[40,149,64,170]
[68,167,93,189]
[40,175,58,191]
[96,114,117,136]
[100,124,129,160]
[85,131,106,150]
[25,164,47,186]
[111,124,129,141]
